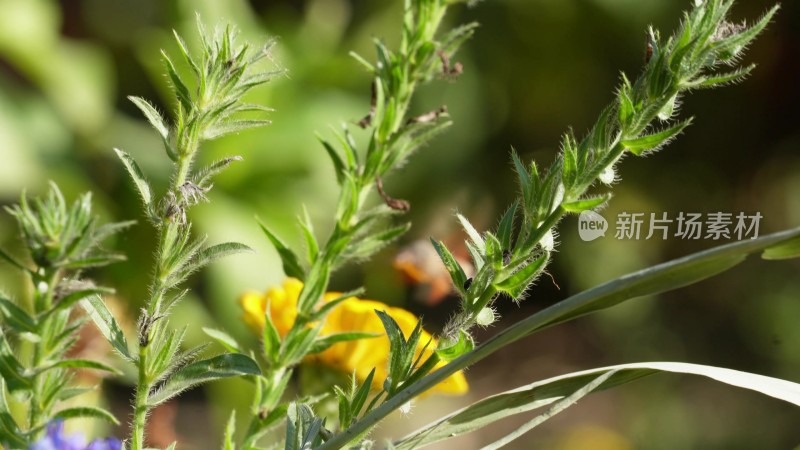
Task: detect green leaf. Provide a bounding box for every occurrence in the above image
[299,205,319,265]
[435,330,474,363]
[430,239,468,298]
[295,263,330,313]
[47,287,114,317]
[0,331,31,392]
[309,332,379,355]
[192,156,243,188]
[203,328,243,353]
[148,353,261,406]
[762,234,800,260]
[53,406,119,425]
[457,213,485,253]
[495,253,549,300]
[113,148,153,209]
[0,248,30,273]
[258,221,305,281]
[203,120,272,140]
[621,119,693,156]
[0,296,36,334]
[393,362,800,449]
[561,194,611,213]
[0,379,26,448]
[686,65,755,90]
[351,368,376,418]
[480,371,616,450]
[496,201,518,251]
[162,51,192,111]
[185,242,253,275]
[344,222,411,261]
[263,308,282,364]
[128,96,169,139]
[81,295,132,361]
[36,359,121,376]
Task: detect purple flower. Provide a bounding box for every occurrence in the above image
[30,421,121,450]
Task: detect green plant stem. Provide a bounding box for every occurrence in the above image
[27,268,59,435]
[130,152,196,450]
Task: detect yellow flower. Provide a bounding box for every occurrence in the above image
[240,278,468,395]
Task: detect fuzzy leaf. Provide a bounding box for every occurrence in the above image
[81,295,132,361]
[561,194,611,213]
[129,96,169,139]
[113,148,153,209]
[495,253,549,300]
[621,119,692,156]
[53,406,119,425]
[185,242,253,275]
[148,353,261,406]
[37,359,120,375]
[430,239,469,298]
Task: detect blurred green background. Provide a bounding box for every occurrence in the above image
[1,0,799,448]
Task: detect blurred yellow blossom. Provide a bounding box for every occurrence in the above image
[239,278,468,395]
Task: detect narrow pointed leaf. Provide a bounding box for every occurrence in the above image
[394,362,800,449]
[430,239,468,298]
[203,328,243,354]
[129,96,169,139]
[0,331,31,391]
[621,119,692,156]
[0,296,36,334]
[81,295,132,361]
[561,194,611,213]
[479,371,616,450]
[53,407,119,425]
[258,221,305,280]
[114,148,153,208]
[309,332,380,355]
[148,353,261,406]
[0,248,30,273]
[36,359,121,375]
[186,242,253,275]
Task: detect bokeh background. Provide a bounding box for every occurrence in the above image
[1,0,799,448]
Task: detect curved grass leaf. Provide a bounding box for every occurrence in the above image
[147,353,260,406]
[318,227,800,450]
[479,371,616,450]
[394,362,800,449]
[762,233,800,260]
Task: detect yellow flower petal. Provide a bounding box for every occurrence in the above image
[239,279,469,395]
